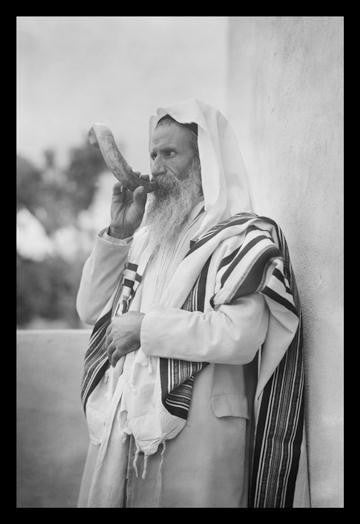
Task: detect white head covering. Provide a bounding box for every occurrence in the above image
[149,98,254,237]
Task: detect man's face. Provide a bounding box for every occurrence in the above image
[149,123,197,184]
[144,121,202,248]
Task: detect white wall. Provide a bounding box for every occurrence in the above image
[227,16,343,507]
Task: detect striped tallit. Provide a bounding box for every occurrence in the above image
[157,213,304,507]
[80,212,304,507]
[80,261,143,411]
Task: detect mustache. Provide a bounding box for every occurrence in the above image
[152,174,180,197]
[152,173,176,184]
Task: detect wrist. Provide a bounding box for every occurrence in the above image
[108,224,134,239]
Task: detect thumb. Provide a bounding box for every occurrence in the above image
[133,186,147,210]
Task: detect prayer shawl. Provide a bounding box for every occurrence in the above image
[80,211,305,508]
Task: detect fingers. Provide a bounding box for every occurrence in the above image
[133,186,147,210]
[112,182,124,194]
[112,183,127,206]
[105,324,122,366]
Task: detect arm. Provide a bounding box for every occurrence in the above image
[77,178,149,326]
[140,293,269,365]
[76,229,132,325]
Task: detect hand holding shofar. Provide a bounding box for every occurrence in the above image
[88,123,157,192]
[89,123,156,238]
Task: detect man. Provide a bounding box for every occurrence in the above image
[76,99,310,508]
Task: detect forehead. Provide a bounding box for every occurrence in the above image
[150,122,193,150]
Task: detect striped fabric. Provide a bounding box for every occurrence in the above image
[80,262,142,411]
[159,257,211,419]
[247,216,304,507]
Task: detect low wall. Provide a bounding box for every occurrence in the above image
[17,329,91,508]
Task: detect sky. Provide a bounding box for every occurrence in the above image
[17,16,228,173]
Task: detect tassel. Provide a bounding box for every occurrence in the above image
[159,440,166,472]
[155,440,167,506]
[142,454,149,480]
[133,445,140,478]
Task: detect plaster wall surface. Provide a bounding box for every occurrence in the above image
[227,16,343,507]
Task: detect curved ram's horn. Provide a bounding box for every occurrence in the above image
[88,123,156,192]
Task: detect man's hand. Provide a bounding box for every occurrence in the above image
[105,312,145,367]
[109,181,150,239]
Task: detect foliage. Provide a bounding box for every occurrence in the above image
[17,139,109,328]
[17,252,85,328]
[65,141,105,212]
[17,141,105,235]
[17,156,43,212]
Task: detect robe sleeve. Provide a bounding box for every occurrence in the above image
[76,228,132,325]
[140,293,269,365]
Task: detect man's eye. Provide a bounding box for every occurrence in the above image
[165,151,176,158]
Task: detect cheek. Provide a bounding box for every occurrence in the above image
[175,160,194,181]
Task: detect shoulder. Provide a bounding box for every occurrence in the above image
[209,213,281,271]
[210,212,279,248]
[202,212,280,236]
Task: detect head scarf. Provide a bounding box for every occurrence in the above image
[149,98,254,238]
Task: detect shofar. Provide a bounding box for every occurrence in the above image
[88,123,156,192]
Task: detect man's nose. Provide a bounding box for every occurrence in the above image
[151,157,167,177]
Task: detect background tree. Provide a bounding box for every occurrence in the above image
[17,137,116,328]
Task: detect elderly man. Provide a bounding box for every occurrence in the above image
[76,99,309,508]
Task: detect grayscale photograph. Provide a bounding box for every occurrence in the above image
[16,16,344,508]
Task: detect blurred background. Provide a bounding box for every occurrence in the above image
[17,16,343,508]
[17,16,228,329]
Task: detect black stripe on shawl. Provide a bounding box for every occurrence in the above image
[273,267,292,294]
[218,245,242,270]
[262,286,299,317]
[220,234,271,288]
[82,359,110,413]
[249,356,272,505]
[160,256,211,419]
[185,215,256,257]
[126,262,138,272]
[81,309,112,411]
[231,246,281,300]
[196,256,211,311]
[284,324,304,507]
[92,308,112,334]
[257,215,292,282]
[194,206,205,221]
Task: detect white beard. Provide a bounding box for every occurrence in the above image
[141,162,202,253]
